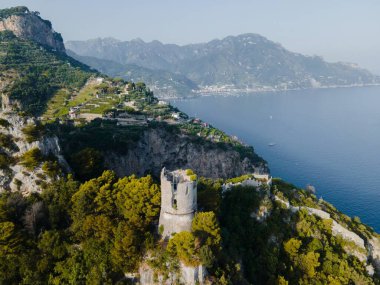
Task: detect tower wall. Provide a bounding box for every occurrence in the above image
[159,168,197,239]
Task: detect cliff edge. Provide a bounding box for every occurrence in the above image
[0,6,65,53]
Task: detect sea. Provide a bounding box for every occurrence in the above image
[170,86,380,232]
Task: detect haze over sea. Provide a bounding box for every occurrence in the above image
[171,86,380,232]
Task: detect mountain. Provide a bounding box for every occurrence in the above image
[1,6,380,285]
[67,50,199,98]
[0,6,65,53]
[67,35,380,98]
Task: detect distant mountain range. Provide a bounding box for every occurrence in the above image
[66,34,380,98]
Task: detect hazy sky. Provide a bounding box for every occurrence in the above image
[2,0,380,74]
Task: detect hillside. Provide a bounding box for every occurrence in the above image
[67,50,199,98]
[67,35,380,98]
[0,6,380,285]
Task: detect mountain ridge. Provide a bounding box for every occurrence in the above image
[67,33,380,98]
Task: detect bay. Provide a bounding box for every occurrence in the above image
[171,86,380,231]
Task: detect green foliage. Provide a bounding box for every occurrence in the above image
[192,212,221,250]
[197,177,222,212]
[225,174,254,184]
[70,148,103,181]
[41,160,61,178]
[54,119,146,166]
[0,170,162,283]
[115,174,160,229]
[0,33,93,115]
[0,221,20,255]
[0,153,12,169]
[41,175,79,229]
[283,238,302,258]
[0,166,378,284]
[158,224,164,235]
[167,231,200,266]
[189,174,197,181]
[0,30,16,41]
[20,148,44,170]
[0,118,11,128]
[0,6,29,19]
[110,221,141,272]
[22,123,45,143]
[68,171,159,281]
[0,133,17,151]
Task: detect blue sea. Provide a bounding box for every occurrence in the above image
[171,86,380,232]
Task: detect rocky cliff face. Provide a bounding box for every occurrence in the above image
[0,10,65,53]
[103,128,266,179]
[0,112,68,195]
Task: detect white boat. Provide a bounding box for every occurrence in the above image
[268,142,276,147]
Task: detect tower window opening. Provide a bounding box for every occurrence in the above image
[173,199,177,210]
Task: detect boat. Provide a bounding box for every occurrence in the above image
[268,142,276,147]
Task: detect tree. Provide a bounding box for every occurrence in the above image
[79,215,114,242]
[70,148,103,181]
[41,175,79,229]
[115,175,160,229]
[93,171,118,216]
[50,247,87,285]
[276,276,289,285]
[296,251,320,278]
[283,238,302,259]
[111,222,141,272]
[0,221,21,255]
[167,231,199,267]
[20,148,43,170]
[37,230,67,276]
[192,211,221,250]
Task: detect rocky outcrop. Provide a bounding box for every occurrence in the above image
[139,262,206,285]
[0,9,65,53]
[104,128,266,179]
[0,112,69,194]
[368,237,380,273]
[274,195,379,270]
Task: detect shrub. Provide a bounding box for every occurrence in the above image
[0,133,17,151]
[0,153,11,169]
[0,118,11,128]
[42,160,61,178]
[22,123,45,143]
[159,225,164,235]
[189,174,197,181]
[20,148,44,170]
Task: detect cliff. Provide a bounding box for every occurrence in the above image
[0,6,65,53]
[103,127,264,179]
[0,112,69,195]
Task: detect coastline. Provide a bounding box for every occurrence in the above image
[159,83,380,100]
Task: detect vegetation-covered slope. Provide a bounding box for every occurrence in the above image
[1,171,380,284]
[67,50,199,98]
[0,30,93,115]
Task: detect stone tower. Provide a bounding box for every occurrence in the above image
[159,168,197,239]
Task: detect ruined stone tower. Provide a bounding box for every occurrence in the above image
[159,168,197,239]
